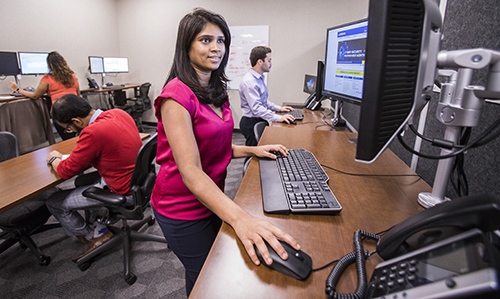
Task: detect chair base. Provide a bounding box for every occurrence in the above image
[75,215,167,285]
[0,223,60,266]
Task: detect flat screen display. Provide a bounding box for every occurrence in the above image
[323,19,368,104]
[89,56,104,74]
[303,74,317,95]
[18,52,49,75]
[103,57,129,73]
[0,51,20,76]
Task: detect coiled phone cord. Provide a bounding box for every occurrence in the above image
[325,230,380,299]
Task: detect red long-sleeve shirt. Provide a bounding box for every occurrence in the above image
[56,109,142,195]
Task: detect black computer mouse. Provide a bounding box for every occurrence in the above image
[254,240,312,280]
[289,120,297,125]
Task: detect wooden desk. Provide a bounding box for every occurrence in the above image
[80,84,140,94]
[0,133,150,214]
[0,94,25,103]
[189,112,431,298]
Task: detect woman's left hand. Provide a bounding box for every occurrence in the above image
[253,144,289,159]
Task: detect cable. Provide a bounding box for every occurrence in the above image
[325,230,381,299]
[397,116,500,160]
[313,227,393,272]
[320,164,421,178]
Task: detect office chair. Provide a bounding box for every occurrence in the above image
[243,121,269,174]
[126,83,152,132]
[254,120,269,143]
[76,133,167,285]
[0,131,59,266]
[112,90,128,109]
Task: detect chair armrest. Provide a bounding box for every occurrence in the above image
[82,187,126,206]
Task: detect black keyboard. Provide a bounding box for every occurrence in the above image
[259,149,342,214]
[286,109,304,120]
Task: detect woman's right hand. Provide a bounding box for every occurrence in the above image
[8,81,18,91]
[231,213,300,266]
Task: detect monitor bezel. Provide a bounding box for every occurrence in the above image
[103,57,129,73]
[322,18,368,106]
[88,56,104,74]
[18,51,49,75]
[0,51,20,76]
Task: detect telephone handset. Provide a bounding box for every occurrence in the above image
[325,193,500,299]
[87,77,99,89]
[304,93,322,110]
[377,193,500,260]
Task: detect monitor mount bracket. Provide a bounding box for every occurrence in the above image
[418,48,500,208]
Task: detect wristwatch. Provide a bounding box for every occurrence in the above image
[48,156,61,164]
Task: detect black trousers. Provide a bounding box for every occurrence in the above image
[239,116,267,146]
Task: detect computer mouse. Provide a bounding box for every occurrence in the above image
[289,120,297,125]
[254,240,312,280]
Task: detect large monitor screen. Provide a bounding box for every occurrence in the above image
[89,56,104,74]
[0,51,20,76]
[323,19,368,104]
[18,52,49,75]
[103,57,129,73]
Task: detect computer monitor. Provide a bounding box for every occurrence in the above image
[103,57,129,73]
[0,51,20,76]
[18,52,49,75]
[323,19,368,105]
[303,74,317,95]
[89,56,104,74]
[355,0,442,163]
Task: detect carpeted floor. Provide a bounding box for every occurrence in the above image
[0,131,246,299]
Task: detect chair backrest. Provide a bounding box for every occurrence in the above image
[254,121,269,144]
[137,83,152,110]
[113,90,128,106]
[129,133,158,210]
[0,131,19,162]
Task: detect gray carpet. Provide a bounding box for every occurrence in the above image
[0,131,246,299]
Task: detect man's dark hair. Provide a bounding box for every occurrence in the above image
[52,94,92,124]
[250,46,271,67]
[165,8,231,107]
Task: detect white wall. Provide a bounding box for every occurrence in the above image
[0,0,368,126]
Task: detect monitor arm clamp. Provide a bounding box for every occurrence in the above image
[418,48,500,208]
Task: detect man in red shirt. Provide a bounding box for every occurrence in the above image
[46,94,142,261]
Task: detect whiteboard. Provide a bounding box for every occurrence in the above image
[227,25,269,89]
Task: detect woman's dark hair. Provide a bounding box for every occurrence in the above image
[165,8,231,107]
[47,51,75,88]
[52,94,92,124]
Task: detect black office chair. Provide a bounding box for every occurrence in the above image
[0,131,59,266]
[243,121,269,174]
[126,83,152,132]
[254,120,269,143]
[76,133,167,285]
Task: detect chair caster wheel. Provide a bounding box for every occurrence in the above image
[78,261,91,271]
[125,273,137,285]
[148,218,155,226]
[39,256,51,266]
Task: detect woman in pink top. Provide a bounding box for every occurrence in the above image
[8,51,80,140]
[152,8,300,296]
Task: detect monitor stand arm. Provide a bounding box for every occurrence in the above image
[418,48,500,208]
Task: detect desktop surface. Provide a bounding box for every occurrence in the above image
[190,122,430,298]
